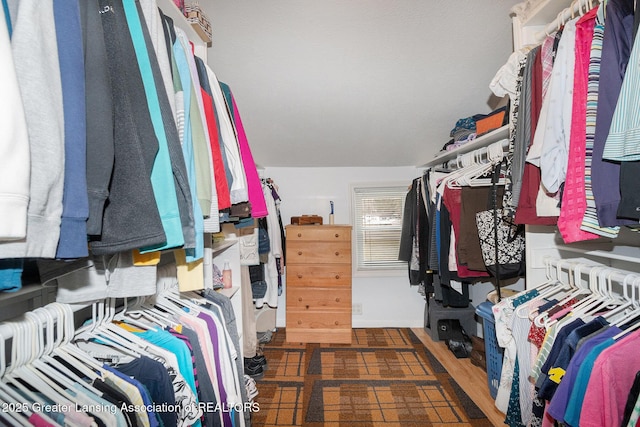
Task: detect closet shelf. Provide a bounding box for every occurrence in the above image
[0,283,42,304]
[156,0,210,50]
[558,243,640,265]
[419,125,509,169]
[512,0,572,27]
[212,238,238,256]
[217,286,240,299]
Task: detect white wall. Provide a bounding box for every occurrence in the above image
[264,166,426,328]
[205,1,520,168]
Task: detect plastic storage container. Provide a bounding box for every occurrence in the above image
[475,301,504,399]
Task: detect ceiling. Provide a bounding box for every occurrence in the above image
[204,1,521,168]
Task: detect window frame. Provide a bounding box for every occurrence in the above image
[350,182,408,278]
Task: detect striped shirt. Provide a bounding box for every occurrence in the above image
[581,6,621,237]
[603,20,640,161]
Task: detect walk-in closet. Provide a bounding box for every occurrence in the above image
[2,0,640,426]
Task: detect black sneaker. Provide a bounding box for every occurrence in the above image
[250,354,267,369]
[244,358,264,379]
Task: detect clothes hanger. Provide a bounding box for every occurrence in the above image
[116,295,171,329]
[181,290,211,307]
[162,289,205,314]
[468,142,508,187]
[443,152,482,188]
[603,274,636,324]
[562,267,615,323]
[0,394,33,427]
[25,310,96,396]
[611,277,640,328]
[517,258,570,319]
[0,378,64,427]
[78,318,146,363]
[0,325,41,426]
[559,265,608,316]
[50,303,104,380]
[455,149,498,188]
[3,322,82,427]
[73,298,146,361]
[533,261,591,327]
[112,297,159,332]
[12,314,81,404]
[5,315,27,375]
[0,385,38,427]
[53,303,114,381]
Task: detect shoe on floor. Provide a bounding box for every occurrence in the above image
[249,354,267,370]
[257,330,273,344]
[244,358,265,379]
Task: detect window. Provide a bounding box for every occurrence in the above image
[351,184,407,274]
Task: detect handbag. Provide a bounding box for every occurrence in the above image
[475,160,525,281]
[239,231,260,266]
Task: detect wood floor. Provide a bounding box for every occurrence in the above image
[411,327,505,427]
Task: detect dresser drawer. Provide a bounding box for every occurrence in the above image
[287,264,351,287]
[286,310,352,330]
[287,287,351,311]
[286,225,351,242]
[287,241,351,264]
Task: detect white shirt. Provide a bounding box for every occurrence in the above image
[528,18,578,194]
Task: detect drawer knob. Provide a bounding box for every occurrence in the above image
[335,233,339,238]
[334,321,339,325]
[335,274,340,279]
[298,297,302,302]
[297,274,303,279]
[335,251,339,256]
[297,233,302,237]
[298,320,302,325]
[335,298,340,302]
[298,251,303,256]
[305,305,309,309]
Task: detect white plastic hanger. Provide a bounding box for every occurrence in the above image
[563,267,614,323]
[603,274,637,324]
[16,315,85,414]
[516,258,570,319]
[533,261,585,327]
[112,297,158,332]
[4,322,83,427]
[613,276,640,340]
[51,303,103,381]
[0,393,32,427]
[31,306,103,397]
[26,310,89,393]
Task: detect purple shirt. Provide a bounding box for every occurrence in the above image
[547,325,622,422]
[591,0,636,227]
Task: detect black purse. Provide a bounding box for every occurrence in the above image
[475,160,525,282]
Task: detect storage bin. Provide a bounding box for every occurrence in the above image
[475,301,503,399]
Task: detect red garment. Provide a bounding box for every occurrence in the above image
[515,40,558,226]
[515,165,559,225]
[200,88,231,210]
[557,9,600,243]
[442,186,489,279]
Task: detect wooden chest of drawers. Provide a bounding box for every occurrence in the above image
[285,224,352,343]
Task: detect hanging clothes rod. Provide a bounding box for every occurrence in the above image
[436,139,509,172]
[544,256,640,291]
[533,0,602,44]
